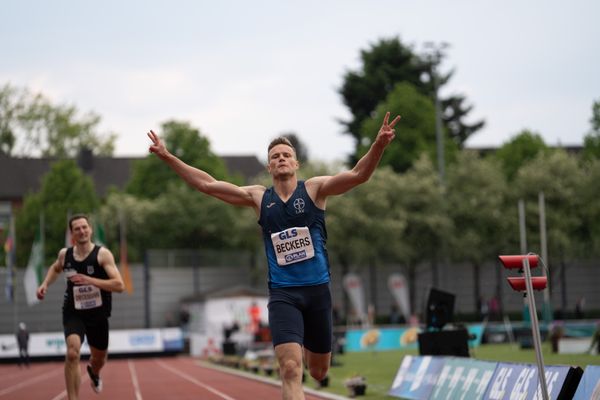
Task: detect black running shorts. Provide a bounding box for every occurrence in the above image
[63,311,110,350]
[268,283,332,353]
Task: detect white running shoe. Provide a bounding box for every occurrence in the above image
[87,365,103,394]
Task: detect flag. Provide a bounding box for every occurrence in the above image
[24,215,44,306]
[342,273,367,325]
[65,224,73,247]
[387,273,411,323]
[93,218,106,246]
[65,211,73,247]
[119,211,133,294]
[4,216,16,303]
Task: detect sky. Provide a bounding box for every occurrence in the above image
[2,1,599,163]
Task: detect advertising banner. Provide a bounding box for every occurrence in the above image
[388,355,445,399]
[482,362,575,399]
[573,365,600,400]
[429,358,497,400]
[345,325,484,352]
[0,328,183,358]
[343,273,367,324]
[388,273,411,322]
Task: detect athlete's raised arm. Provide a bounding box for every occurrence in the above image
[147,130,265,210]
[306,111,401,207]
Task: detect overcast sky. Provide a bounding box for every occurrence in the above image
[2,1,599,163]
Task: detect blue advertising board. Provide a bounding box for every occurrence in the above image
[573,365,600,400]
[429,358,498,400]
[388,355,446,399]
[482,362,573,399]
[345,325,484,352]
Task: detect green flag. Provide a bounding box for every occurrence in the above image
[24,215,44,306]
[93,218,106,247]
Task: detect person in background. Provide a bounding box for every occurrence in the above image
[36,214,124,399]
[16,322,30,368]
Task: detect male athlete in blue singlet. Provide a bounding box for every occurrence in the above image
[148,111,401,399]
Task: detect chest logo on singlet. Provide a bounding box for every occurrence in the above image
[86,265,94,274]
[271,226,315,266]
[293,198,305,214]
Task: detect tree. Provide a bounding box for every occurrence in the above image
[582,99,600,161]
[15,160,100,266]
[395,155,451,311]
[0,84,25,155]
[127,120,231,199]
[578,159,600,257]
[327,166,409,316]
[446,151,509,312]
[494,129,550,181]
[512,150,585,312]
[338,37,484,163]
[358,82,458,173]
[0,83,115,157]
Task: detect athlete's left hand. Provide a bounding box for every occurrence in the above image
[69,274,92,285]
[375,111,401,147]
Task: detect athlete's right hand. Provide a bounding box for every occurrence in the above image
[36,284,47,300]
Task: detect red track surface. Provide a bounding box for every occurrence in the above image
[0,356,343,400]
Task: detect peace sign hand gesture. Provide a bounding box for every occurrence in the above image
[147,130,169,159]
[375,111,401,147]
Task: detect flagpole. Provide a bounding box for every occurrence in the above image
[119,209,133,294]
[8,215,18,335]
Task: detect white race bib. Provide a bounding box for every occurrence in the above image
[73,285,103,310]
[270,227,315,266]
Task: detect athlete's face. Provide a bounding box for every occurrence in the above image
[70,218,92,245]
[267,144,299,178]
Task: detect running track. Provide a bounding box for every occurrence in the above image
[0,356,348,400]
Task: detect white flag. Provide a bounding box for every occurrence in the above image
[388,273,411,322]
[24,217,44,306]
[343,273,367,324]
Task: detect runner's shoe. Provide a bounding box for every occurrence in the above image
[87,365,103,394]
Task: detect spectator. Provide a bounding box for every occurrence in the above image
[16,322,30,368]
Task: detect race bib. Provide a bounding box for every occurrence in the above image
[73,285,102,310]
[270,227,315,266]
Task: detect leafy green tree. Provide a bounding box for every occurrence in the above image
[578,159,600,257]
[396,155,451,310]
[0,84,25,155]
[127,120,231,199]
[97,192,154,263]
[359,83,458,173]
[338,37,484,162]
[512,150,585,311]
[327,166,409,315]
[101,184,260,263]
[446,151,509,311]
[0,83,115,157]
[582,99,600,161]
[494,129,550,181]
[327,167,409,265]
[15,160,100,266]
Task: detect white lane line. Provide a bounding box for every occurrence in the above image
[48,365,90,400]
[156,359,237,400]
[0,368,62,397]
[128,360,143,400]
